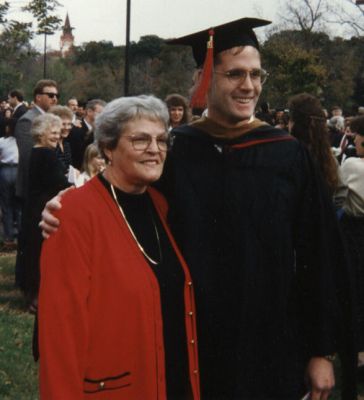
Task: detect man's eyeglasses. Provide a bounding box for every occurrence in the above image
[214,68,268,85]
[41,92,60,99]
[124,134,170,152]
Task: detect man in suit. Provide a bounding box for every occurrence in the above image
[67,97,81,127]
[8,89,28,122]
[68,99,105,169]
[14,80,59,199]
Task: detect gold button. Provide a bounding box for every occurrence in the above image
[190,339,195,344]
[99,381,105,389]
[187,281,192,286]
[188,311,193,316]
[193,369,198,374]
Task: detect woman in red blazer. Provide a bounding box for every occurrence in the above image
[38,95,200,399]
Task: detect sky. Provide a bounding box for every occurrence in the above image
[9,0,279,50]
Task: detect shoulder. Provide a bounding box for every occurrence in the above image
[63,177,108,209]
[55,179,103,225]
[20,108,39,121]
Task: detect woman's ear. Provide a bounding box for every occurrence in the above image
[104,148,112,164]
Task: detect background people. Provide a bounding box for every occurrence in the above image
[75,143,104,187]
[288,93,342,199]
[0,116,20,250]
[340,115,364,377]
[165,93,191,130]
[14,80,59,290]
[49,105,74,175]
[68,99,106,169]
[19,113,70,309]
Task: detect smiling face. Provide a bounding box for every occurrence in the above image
[103,117,167,194]
[207,46,262,128]
[169,106,184,126]
[60,117,72,139]
[38,126,61,149]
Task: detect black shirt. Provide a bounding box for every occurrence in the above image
[99,174,190,399]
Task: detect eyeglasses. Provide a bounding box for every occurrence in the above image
[41,92,60,99]
[124,134,170,152]
[214,68,268,85]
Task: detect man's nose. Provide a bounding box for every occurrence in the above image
[238,73,255,89]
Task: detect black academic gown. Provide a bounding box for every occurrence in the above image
[157,120,349,400]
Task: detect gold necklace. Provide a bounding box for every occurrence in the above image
[110,184,161,265]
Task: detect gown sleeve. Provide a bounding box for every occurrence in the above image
[293,147,351,357]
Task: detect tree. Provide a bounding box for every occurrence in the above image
[329,0,364,36]
[0,3,35,94]
[23,0,62,78]
[262,31,328,107]
[278,0,330,33]
[0,2,9,24]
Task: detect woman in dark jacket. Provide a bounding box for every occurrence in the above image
[19,113,70,308]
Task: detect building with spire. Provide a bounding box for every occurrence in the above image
[60,13,74,57]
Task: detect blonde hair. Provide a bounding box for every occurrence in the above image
[49,105,73,120]
[82,144,102,177]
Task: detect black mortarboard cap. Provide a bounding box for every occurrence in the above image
[167,17,271,67]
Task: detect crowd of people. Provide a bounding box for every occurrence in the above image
[0,15,363,400]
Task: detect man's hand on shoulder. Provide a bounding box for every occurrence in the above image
[39,187,74,238]
[306,356,335,400]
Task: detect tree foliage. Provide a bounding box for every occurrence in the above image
[0,3,35,94]
[22,0,62,34]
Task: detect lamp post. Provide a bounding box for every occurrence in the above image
[43,31,47,78]
[124,0,131,96]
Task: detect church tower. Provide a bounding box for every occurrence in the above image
[60,13,74,57]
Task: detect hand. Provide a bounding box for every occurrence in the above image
[39,188,73,238]
[306,357,335,400]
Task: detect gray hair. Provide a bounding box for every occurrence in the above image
[31,113,62,143]
[86,98,106,111]
[95,95,169,157]
[328,116,345,131]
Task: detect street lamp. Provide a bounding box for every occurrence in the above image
[124,0,131,96]
[41,30,53,79]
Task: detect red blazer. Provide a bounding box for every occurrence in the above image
[39,177,200,399]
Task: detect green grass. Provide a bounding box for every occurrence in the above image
[0,254,38,399]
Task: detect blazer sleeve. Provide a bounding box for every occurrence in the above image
[14,116,33,158]
[38,193,92,399]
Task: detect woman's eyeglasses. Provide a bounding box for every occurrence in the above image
[125,134,171,152]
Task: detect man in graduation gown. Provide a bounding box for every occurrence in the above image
[41,17,349,400]
[158,18,349,400]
